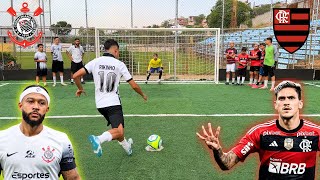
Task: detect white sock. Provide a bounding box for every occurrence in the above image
[53,76,56,84]
[242,77,245,84]
[264,80,268,87]
[271,81,275,88]
[97,131,112,144]
[232,78,235,83]
[226,78,229,83]
[254,79,258,84]
[81,78,84,82]
[71,79,74,82]
[60,76,64,83]
[237,77,240,84]
[249,78,253,84]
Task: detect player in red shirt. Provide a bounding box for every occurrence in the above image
[248,43,262,86]
[197,80,320,180]
[236,47,249,85]
[252,43,266,89]
[224,42,237,85]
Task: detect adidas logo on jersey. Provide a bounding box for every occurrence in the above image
[269,141,278,147]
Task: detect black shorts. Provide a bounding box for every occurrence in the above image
[36,68,47,76]
[237,68,246,77]
[71,61,84,73]
[262,65,275,77]
[250,66,260,72]
[98,105,124,128]
[52,61,64,73]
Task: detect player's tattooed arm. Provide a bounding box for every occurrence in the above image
[196,123,239,171]
[61,169,81,180]
[213,149,239,170]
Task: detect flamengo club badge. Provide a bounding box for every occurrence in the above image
[273,8,310,54]
[284,138,294,150]
[7,2,43,48]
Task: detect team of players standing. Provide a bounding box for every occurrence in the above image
[225,37,278,91]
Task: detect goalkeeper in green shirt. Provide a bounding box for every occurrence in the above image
[260,37,278,91]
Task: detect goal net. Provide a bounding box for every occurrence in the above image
[95,28,220,83]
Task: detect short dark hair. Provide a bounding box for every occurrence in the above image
[259,43,266,46]
[104,39,119,50]
[266,37,272,43]
[75,38,80,41]
[23,85,49,94]
[53,37,59,40]
[154,53,158,57]
[241,47,247,52]
[274,81,302,100]
[37,44,43,48]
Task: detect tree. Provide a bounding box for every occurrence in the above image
[161,20,171,28]
[194,14,206,26]
[207,0,253,28]
[50,21,72,36]
[77,27,106,46]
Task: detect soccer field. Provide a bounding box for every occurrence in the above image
[0,81,319,180]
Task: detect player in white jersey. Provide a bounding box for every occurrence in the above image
[73,39,148,157]
[66,38,85,85]
[0,85,81,180]
[34,44,47,86]
[51,37,67,87]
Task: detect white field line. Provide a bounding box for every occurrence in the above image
[0,113,320,120]
[304,82,320,88]
[0,83,9,87]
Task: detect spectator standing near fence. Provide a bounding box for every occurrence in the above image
[51,37,67,87]
[260,38,278,91]
[225,42,237,85]
[248,43,262,86]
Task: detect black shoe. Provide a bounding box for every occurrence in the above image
[81,81,85,84]
[232,82,235,85]
[236,83,240,85]
[240,83,244,86]
[225,82,229,85]
[70,81,74,85]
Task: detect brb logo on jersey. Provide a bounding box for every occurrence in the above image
[273,8,310,54]
[41,146,55,163]
[6,2,43,48]
[268,161,306,175]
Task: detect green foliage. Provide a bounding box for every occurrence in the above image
[49,21,72,36]
[253,2,281,16]
[194,14,206,25]
[1,52,17,64]
[77,27,106,46]
[207,0,253,28]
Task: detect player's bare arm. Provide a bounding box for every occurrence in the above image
[73,68,87,96]
[61,169,81,180]
[128,80,147,101]
[66,51,73,61]
[197,123,239,170]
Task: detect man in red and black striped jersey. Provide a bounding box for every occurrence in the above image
[236,47,249,85]
[197,80,320,180]
[224,42,237,85]
[248,43,262,86]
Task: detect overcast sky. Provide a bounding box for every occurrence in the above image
[1,0,280,28]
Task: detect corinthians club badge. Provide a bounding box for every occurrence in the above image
[7,2,43,48]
